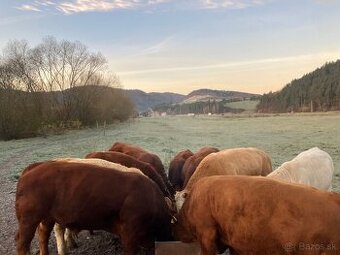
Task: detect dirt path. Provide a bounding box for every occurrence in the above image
[0,154,21,255]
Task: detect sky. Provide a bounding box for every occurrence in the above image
[1,0,340,95]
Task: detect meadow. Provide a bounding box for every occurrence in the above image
[0,112,339,191]
[224,100,259,113]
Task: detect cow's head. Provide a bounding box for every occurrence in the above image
[170,192,195,243]
[165,197,177,217]
[175,190,188,211]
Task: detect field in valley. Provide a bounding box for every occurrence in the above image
[0,112,339,254]
[1,112,339,186]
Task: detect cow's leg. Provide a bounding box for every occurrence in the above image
[64,228,78,250]
[198,227,218,255]
[16,218,39,255]
[119,222,145,255]
[38,220,54,255]
[53,223,68,255]
[120,233,139,255]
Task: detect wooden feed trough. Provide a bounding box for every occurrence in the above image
[155,241,201,255]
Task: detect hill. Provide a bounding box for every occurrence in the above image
[257,60,340,113]
[184,89,259,104]
[125,90,185,112]
[150,89,259,115]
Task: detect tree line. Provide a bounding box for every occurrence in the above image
[257,60,340,113]
[0,37,134,140]
[152,99,249,115]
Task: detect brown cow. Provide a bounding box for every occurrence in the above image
[175,147,272,210]
[85,151,173,199]
[16,161,173,255]
[182,147,219,189]
[174,175,340,255]
[168,149,193,191]
[109,142,175,196]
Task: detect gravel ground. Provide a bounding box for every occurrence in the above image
[0,153,20,255]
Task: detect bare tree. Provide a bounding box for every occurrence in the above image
[0,37,133,140]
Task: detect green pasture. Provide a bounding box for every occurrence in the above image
[224,100,259,112]
[1,113,339,191]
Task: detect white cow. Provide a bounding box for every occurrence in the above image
[52,158,145,255]
[267,147,334,191]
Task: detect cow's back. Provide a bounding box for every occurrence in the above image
[167,150,194,191]
[290,147,334,188]
[185,147,272,191]
[109,142,174,196]
[268,147,334,190]
[182,147,219,188]
[85,151,173,198]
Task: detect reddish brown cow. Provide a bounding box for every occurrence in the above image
[16,161,173,255]
[109,142,175,196]
[168,150,193,191]
[182,147,219,188]
[85,151,173,199]
[174,175,340,255]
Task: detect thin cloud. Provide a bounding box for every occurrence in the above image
[57,0,132,14]
[117,52,338,75]
[201,0,266,9]
[16,0,169,14]
[16,0,268,14]
[136,36,175,56]
[35,1,57,6]
[17,4,42,12]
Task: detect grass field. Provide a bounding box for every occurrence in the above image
[224,100,259,112]
[1,113,339,191]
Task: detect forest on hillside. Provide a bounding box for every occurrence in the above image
[152,98,255,115]
[257,60,340,113]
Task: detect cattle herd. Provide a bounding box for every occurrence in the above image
[15,142,340,255]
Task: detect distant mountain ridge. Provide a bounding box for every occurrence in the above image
[125,89,185,112]
[184,89,259,104]
[125,88,259,113]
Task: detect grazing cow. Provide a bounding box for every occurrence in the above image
[168,150,193,191]
[109,142,175,196]
[268,147,334,191]
[16,160,173,255]
[173,175,340,255]
[20,158,148,255]
[175,147,272,210]
[85,151,173,199]
[182,147,219,189]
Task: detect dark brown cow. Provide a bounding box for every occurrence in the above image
[109,142,175,196]
[182,147,219,188]
[168,150,193,191]
[16,161,173,255]
[85,151,173,199]
[174,175,340,255]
